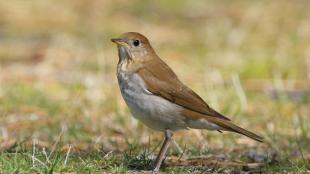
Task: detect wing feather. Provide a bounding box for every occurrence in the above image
[137,58,230,121]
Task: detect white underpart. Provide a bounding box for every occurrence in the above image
[187,119,220,130]
[117,69,187,131]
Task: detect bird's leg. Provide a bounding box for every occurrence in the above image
[153,129,173,173]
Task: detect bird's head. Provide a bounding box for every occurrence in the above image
[111,32,155,62]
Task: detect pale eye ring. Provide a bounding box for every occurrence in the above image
[133,40,140,47]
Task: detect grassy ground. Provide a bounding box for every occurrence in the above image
[0,0,310,173]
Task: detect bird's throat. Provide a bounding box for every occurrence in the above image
[117,46,132,63]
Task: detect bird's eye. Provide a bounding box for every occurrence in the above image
[133,40,140,47]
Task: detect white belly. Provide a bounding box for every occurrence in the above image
[117,72,187,131]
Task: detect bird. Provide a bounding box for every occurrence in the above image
[111,32,263,173]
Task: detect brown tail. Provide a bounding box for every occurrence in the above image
[208,117,264,142]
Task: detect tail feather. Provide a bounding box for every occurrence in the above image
[207,117,264,143]
[182,109,264,142]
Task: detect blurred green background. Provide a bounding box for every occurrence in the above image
[0,0,309,173]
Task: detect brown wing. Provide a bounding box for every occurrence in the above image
[137,58,230,121]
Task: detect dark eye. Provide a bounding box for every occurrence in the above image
[133,40,140,47]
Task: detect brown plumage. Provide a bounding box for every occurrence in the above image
[137,57,263,142]
[137,58,231,121]
[111,32,263,172]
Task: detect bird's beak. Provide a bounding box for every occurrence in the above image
[111,38,128,46]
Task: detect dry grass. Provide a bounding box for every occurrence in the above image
[0,0,309,173]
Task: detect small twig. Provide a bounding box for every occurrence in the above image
[78,156,86,164]
[103,151,113,159]
[32,139,36,168]
[93,135,102,144]
[148,135,151,154]
[63,144,72,166]
[42,147,50,164]
[172,139,183,155]
[28,154,48,168]
[177,144,187,162]
[151,140,162,155]
[48,131,63,159]
[231,73,247,111]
